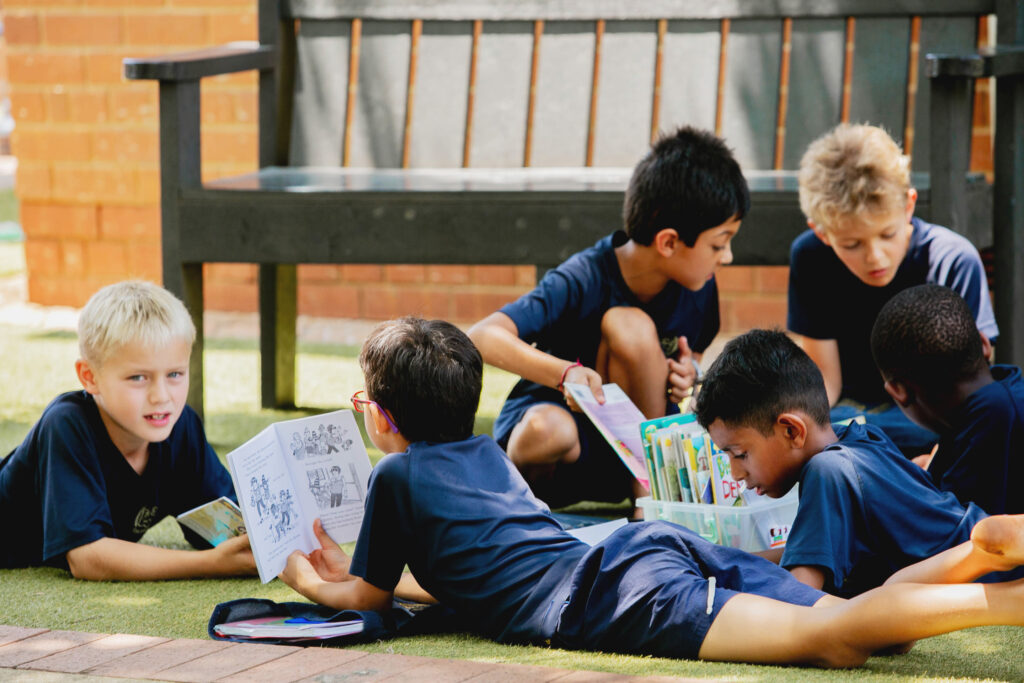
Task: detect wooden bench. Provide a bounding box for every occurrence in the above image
[124,0,1023,417]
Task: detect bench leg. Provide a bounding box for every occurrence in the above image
[993,74,1024,367]
[259,263,297,409]
[928,76,973,236]
[182,263,205,419]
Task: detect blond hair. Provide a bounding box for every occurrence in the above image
[798,123,911,230]
[78,280,195,365]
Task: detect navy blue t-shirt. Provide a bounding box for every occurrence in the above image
[788,217,998,404]
[781,422,987,597]
[0,391,235,568]
[349,435,826,654]
[349,435,589,643]
[495,231,719,441]
[931,364,1024,515]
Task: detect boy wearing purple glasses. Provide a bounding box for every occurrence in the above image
[279,315,1024,668]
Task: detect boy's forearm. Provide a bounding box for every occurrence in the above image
[66,537,238,581]
[788,564,826,590]
[469,313,577,388]
[302,575,395,612]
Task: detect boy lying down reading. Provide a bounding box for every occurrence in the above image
[279,316,1024,668]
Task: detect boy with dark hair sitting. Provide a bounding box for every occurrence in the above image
[469,126,748,507]
[693,329,1004,597]
[280,316,1024,668]
[871,284,1022,515]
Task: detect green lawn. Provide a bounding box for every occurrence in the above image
[0,324,1022,681]
[0,241,24,279]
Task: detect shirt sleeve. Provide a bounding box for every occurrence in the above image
[169,407,237,548]
[780,452,862,592]
[348,455,411,592]
[36,409,115,563]
[787,233,837,340]
[499,262,584,343]
[176,407,236,509]
[929,236,999,343]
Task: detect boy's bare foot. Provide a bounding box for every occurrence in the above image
[971,515,1024,570]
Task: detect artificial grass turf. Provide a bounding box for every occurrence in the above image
[1,323,1023,681]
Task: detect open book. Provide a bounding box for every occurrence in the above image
[225,409,372,583]
[562,382,649,489]
[176,496,245,546]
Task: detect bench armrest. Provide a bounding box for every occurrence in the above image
[926,45,1024,79]
[123,42,275,81]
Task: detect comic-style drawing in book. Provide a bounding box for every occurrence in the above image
[226,409,372,583]
[176,496,245,546]
[562,383,649,489]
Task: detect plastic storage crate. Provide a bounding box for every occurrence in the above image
[636,490,799,552]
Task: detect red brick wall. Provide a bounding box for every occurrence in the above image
[2,5,992,335]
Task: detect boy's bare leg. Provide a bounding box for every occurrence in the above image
[506,403,581,483]
[886,514,1024,585]
[698,580,1024,668]
[596,307,670,419]
[972,514,1024,564]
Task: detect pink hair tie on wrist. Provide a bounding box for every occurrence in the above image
[557,360,583,391]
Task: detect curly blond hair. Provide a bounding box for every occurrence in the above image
[798,124,910,230]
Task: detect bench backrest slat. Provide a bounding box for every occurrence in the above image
[284,11,984,173]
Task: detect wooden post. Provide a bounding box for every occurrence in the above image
[157,79,204,415]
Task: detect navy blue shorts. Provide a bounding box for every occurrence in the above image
[554,521,826,660]
[495,396,634,507]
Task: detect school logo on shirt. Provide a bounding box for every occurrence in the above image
[132,505,161,534]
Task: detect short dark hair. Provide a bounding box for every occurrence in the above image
[870,284,987,391]
[623,126,750,246]
[359,317,482,443]
[694,329,831,434]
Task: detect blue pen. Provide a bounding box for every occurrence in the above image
[284,617,326,624]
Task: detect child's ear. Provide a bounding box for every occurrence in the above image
[904,188,918,221]
[652,228,680,256]
[368,404,397,434]
[809,221,830,245]
[776,413,808,448]
[75,359,99,395]
[980,331,993,362]
[883,379,912,407]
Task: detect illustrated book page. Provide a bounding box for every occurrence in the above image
[563,382,649,489]
[227,409,372,583]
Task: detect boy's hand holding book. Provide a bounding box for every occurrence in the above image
[559,362,605,411]
[210,533,258,576]
[305,518,353,583]
[279,519,356,598]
